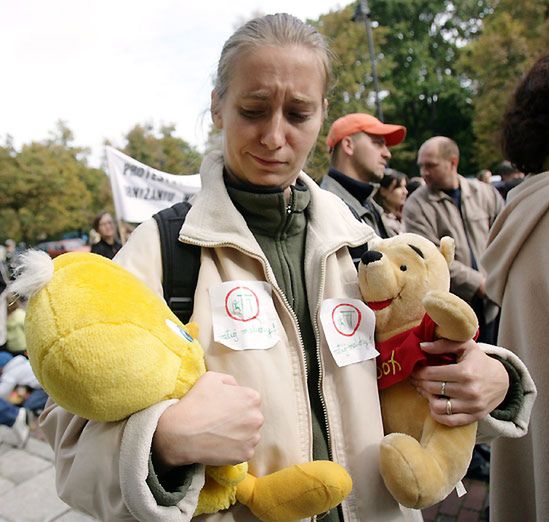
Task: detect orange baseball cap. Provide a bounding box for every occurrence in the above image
[326,113,407,150]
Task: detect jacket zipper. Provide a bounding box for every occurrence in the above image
[285,189,334,460]
[312,256,333,460]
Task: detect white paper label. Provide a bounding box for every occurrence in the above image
[209,281,280,350]
[320,298,379,367]
[455,480,467,498]
[406,509,424,522]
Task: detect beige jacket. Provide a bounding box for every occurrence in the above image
[482,172,547,522]
[403,176,503,303]
[41,152,534,522]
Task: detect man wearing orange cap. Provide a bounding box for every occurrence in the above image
[320,113,406,238]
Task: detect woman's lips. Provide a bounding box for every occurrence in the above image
[249,154,286,167]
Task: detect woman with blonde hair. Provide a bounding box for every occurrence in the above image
[40,13,533,521]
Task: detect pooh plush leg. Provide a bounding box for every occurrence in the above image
[235,461,352,522]
[379,418,477,509]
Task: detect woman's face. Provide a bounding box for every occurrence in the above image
[97,213,116,241]
[381,179,408,212]
[212,45,326,190]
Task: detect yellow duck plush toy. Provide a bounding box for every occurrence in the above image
[358,233,478,509]
[12,250,352,521]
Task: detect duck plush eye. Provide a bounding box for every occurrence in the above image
[165,319,194,342]
[400,265,407,271]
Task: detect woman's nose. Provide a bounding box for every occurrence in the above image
[260,114,286,149]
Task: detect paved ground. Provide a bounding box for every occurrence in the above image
[0,424,489,522]
[0,426,96,522]
[422,478,489,522]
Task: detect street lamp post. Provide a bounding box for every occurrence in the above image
[352,0,383,121]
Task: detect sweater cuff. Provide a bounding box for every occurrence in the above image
[475,343,536,442]
[488,354,524,421]
[147,456,199,507]
[120,399,205,521]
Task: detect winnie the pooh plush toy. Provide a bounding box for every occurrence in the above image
[358,233,478,509]
[12,250,352,521]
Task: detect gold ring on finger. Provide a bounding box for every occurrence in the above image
[440,381,446,396]
[446,398,453,416]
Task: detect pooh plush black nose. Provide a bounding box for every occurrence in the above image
[361,250,383,265]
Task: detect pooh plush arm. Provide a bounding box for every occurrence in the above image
[13,250,352,521]
[423,290,478,342]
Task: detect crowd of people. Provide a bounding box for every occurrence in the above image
[0,13,546,522]
[0,253,48,447]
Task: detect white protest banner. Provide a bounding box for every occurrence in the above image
[105,146,201,223]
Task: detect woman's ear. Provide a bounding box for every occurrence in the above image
[211,90,223,130]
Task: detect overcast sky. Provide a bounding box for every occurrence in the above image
[1,0,348,166]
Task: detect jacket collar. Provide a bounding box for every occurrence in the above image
[180,151,375,258]
[321,173,381,220]
[327,167,376,203]
[426,174,471,202]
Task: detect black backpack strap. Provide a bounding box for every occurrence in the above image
[343,203,370,268]
[152,202,200,323]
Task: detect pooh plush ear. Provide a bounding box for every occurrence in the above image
[439,236,455,267]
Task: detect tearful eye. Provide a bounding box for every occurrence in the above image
[165,319,194,342]
[400,265,407,271]
[239,108,263,119]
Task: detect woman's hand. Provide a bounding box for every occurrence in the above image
[410,339,509,427]
[152,371,264,472]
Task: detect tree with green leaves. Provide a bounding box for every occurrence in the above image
[122,123,202,175]
[308,0,494,179]
[0,122,110,244]
[459,0,549,169]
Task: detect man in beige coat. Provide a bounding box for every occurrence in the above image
[403,137,503,343]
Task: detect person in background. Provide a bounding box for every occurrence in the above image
[38,14,533,522]
[373,169,408,235]
[476,169,492,184]
[4,240,16,271]
[119,221,136,244]
[88,227,100,246]
[6,296,26,356]
[0,352,46,447]
[90,211,122,260]
[493,160,524,200]
[403,136,503,344]
[482,52,549,522]
[406,175,425,196]
[0,262,8,352]
[320,113,406,238]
